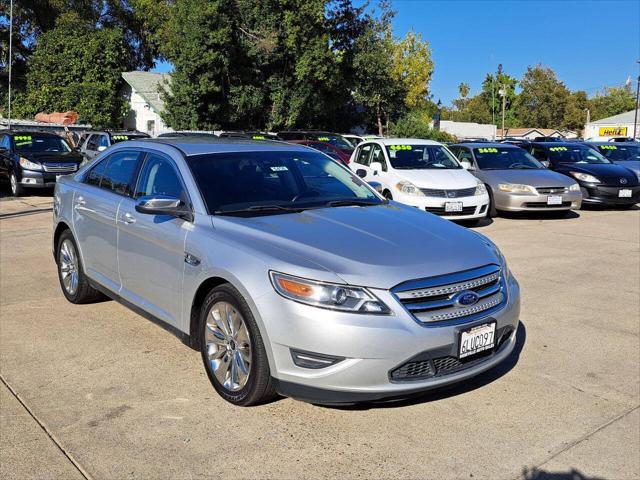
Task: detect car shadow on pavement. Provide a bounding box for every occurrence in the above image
[321,321,526,411]
[521,466,605,480]
[498,210,581,221]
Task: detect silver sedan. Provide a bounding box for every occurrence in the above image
[450,143,582,216]
[53,138,520,406]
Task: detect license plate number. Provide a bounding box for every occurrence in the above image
[444,201,463,212]
[619,189,632,198]
[547,195,563,205]
[459,322,496,359]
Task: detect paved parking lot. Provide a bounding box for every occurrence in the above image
[1,194,638,480]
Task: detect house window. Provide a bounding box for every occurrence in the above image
[147,120,155,134]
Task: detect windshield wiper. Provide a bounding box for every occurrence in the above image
[214,205,306,216]
[325,199,381,208]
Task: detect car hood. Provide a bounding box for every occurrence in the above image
[613,160,640,176]
[395,168,478,189]
[211,203,499,289]
[555,163,639,185]
[481,169,575,187]
[18,151,84,164]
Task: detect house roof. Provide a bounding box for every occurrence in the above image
[496,127,563,137]
[121,71,172,113]
[588,109,640,125]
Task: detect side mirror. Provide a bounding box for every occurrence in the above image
[355,168,367,178]
[460,159,474,170]
[370,161,382,175]
[135,195,193,221]
[367,181,383,193]
[97,145,107,152]
[541,160,550,168]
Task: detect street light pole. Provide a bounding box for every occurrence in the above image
[498,85,506,139]
[8,0,13,129]
[634,61,640,140]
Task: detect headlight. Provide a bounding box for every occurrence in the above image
[570,172,600,183]
[474,180,487,196]
[19,157,43,171]
[569,183,580,192]
[270,272,391,314]
[482,238,510,283]
[498,183,536,194]
[395,180,424,196]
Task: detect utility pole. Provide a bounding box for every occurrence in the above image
[634,60,640,140]
[584,108,590,138]
[499,85,506,139]
[8,0,13,128]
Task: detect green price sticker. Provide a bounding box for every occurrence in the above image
[600,145,617,150]
[112,135,129,140]
[478,148,498,153]
[389,145,413,151]
[14,135,32,141]
[317,137,330,141]
[252,135,266,140]
[549,147,568,152]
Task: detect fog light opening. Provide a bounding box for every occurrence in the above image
[290,349,345,369]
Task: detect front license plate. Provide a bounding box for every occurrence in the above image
[547,195,563,205]
[444,201,463,212]
[619,189,632,198]
[459,322,496,359]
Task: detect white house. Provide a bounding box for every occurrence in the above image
[121,71,173,137]
[584,109,640,140]
[495,127,576,140]
[437,120,497,140]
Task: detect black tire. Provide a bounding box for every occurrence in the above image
[486,185,497,218]
[199,283,277,406]
[56,230,104,304]
[383,190,393,200]
[10,172,25,197]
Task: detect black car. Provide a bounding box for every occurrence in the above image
[277,130,354,154]
[0,131,84,196]
[526,141,639,207]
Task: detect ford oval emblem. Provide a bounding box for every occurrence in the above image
[453,290,480,307]
[620,178,628,184]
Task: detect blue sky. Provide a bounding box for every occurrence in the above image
[153,0,640,106]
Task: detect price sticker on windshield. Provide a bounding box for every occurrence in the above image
[14,135,33,146]
[252,135,266,140]
[389,145,413,150]
[600,145,617,150]
[549,147,568,152]
[112,135,129,140]
[477,148,498,153]
[317,137,330,141]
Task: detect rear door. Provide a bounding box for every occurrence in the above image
[72,150,142,291]
[117,152,191,326]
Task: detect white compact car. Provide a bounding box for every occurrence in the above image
[350,139,490,223]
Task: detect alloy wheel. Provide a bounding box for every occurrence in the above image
[59,239,79,295]
[205,301,252,392]
[10,174,18,196]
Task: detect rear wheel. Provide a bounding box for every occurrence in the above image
[56,230,103,304]
[486,186,497,218]
[200,284,276,406]
[10,172,25,197]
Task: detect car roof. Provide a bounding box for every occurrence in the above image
[4,130,63,137]
[588,141,638,146]
[367,138,443,146]
[531,141,587,147]
[454,142,517,148]
[139,137,310,156]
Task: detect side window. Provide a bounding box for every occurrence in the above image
[99,135,110,148]
[449,146,460,157]
[0,135,10,150]
[355,144,373,166]
[135,154,185,200]
[370,145,387,171]
[531,147,548,162]
[85,157,109,187]
[457,148,474,163]
[86,135,100,151]
[100,151,142,196]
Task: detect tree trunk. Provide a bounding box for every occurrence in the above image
[377,105,384,136]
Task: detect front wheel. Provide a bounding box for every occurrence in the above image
[10,172,25,197]
[486,186,497,218]
[200,284,276,406]
[56,230,104,304]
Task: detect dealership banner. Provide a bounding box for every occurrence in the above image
[599,127,627,136]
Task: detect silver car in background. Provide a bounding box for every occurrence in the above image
[53,138,520,406]
[450,143,582,216]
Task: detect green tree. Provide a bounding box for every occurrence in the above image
[562,90,588,132]
[14,14,131,127]
[389,110,455,142]
[390,30,433,110]
[515,64,570,128]
[588,85,636,121]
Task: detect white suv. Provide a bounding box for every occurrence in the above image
[350,139,490,223]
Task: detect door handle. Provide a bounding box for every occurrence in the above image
[123,212,136,224]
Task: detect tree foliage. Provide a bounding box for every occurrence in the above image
[390,31,433,110]
[589,86,636,121]
[389,110,455,142]
[14,14,131,128]
[515,65,570,128]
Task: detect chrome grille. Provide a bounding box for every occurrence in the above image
[43,163,78,173]
[536,186,568,194]
[392,265,506,324]
[420,187,477,198]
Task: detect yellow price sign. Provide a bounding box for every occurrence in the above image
[549,146,568,152]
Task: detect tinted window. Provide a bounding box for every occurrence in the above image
[98,135,109,148]
[187,150,381,214]
[86,135,101,151]
[355,144,372,165]
[0,135,10,150]
[135,154,185,199]
[86,158,109,187]
[597,144,640,161]
[385,144,461,169]
[100,151,142,196]
[370,145,387,171]
[472,147,542,170]
[545,145,611,164]
[13,134,71,153]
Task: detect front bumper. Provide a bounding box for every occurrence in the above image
[580,184,640,205]
[20,169,74,188]
[394,192,490,220]
[495,190,582,212]
[255,273,520,403]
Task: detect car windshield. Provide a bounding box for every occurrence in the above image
[187,150,382,215]
[597,144,640,162]
[13,134,71,153]
[385,144,461,169]
[473,147,543,170]
[111,134,147,144]
[311,134,353,151]
[546,145,611,164]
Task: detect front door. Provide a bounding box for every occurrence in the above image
[117,152,190,327]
